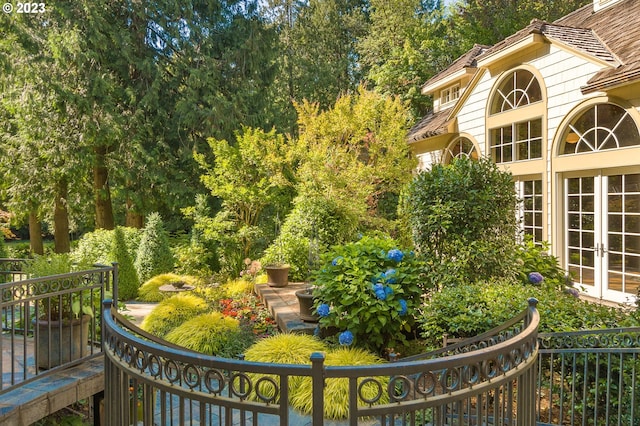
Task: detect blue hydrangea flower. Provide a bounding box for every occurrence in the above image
[317,303,330,317]
[398,299,408,316]
[384,268,397,284]
[384,285,394,297]
[375,288,387,300]
[331,256,344,266]
[339,330,354,346]
[565,287,580,298]
[528,272,544,285]
[387,249,404,263]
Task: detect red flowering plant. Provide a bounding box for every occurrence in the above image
[217,293,277,337]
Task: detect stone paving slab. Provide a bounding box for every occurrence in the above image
[255,282,318,335]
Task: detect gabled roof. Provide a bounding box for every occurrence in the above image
[554,0,640,93]
[476,19,617,67]
[410,0,640,144]
[407,109,450,143]
[422,44,490,91]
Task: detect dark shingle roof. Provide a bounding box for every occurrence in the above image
[477,19,617,66]
[422,44,490,90]
[407,109,450,143]
[554,0,640,93]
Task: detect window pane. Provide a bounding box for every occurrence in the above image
[582,214,594,230]
[625,215,640,233]
[609,253,623,272]
[583,250,595,267]
[609,214,623,232]
[609,233,623,252]
[626,194,640,213]
[608,272,623,291]
[609,175,623,193]
[626,235,640,255]
[583,232,594,249]
[609,195,622,212]
[625,174,640,193]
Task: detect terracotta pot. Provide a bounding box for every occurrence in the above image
[265,265,290,287]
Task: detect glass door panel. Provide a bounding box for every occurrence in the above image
[566,177,598,291]
[605,173,640,299]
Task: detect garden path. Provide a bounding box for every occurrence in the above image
[255,282,317,334]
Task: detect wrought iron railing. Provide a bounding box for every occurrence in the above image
[103,298,540,425]
[537,327,640,426]
[0,259,115,394]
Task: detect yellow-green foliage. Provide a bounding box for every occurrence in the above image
[244,334,328,401]
[290,347,389,420]
[165,312,241,357]
[137,273,200,302]
[222,279,254,298]
[140,294,209,337]
[254,273,268,285]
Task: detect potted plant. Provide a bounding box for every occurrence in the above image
[264,216,290,288]
[296,234,320,322]
[25,254,94,369]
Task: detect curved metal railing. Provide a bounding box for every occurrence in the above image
[103,298,540,426]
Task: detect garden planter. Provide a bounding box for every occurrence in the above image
[34,314,90,369]
[265,264,290,287]
[295,289,318,322]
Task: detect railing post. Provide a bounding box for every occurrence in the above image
[111,262,119,305]
[310,352,325,426]
[526,297,538,327]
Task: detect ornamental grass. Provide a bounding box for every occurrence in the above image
[289,347,389,420]
[137,273,200,302]
[140,293,209,337]
[243,334,328,402]
[165,312,250,358]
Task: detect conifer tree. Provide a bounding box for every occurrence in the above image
[112,226,140,301]
[134,213,175,283]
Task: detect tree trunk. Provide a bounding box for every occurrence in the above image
[94,147,115,230]
[53,179,71,253]
[125,197,144,228]
[28,211,44,255]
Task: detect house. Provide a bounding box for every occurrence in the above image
[408,0,640,304]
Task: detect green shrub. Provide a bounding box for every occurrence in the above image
[0,235,8,258]
[137,274,200,303]
[290,347,389,419]
[23,253,73,277]
[244,334,328,402]
[402,157,519,287]
[261,194,359,281]
[112,227,140,301]
[417,279,634,348]
[140,293,209,337]
[72,227,141,267]
[516,236,568,290]
[173,242,215,277]
[221,279,255,298]
[312,236,426,353]
[135,212,175,283]
[165,312,249,358]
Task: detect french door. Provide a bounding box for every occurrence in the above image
[565,172,640,303]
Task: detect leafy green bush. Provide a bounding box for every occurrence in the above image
[0,235,8,258]
[516,236,568,290]
[173,241,215,278]
[402,157,519,287]
[112,226,140,301]
[72,227,141,267]
[137,273,200,303]
[134,212,175,283]
[261,194,358,281]
[417,279,634,348]
[164,312,250,358]
[290,347,389,419]
[244,334,328,402]
[140,294,209,337]
[312,236,426,353]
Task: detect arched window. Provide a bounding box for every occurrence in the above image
[490,69,542,114]
[442,137,478,164]
[559,103,640,155]
[488,69,544,164]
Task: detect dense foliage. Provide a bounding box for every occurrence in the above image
[312,236,426,352]
[402,157,519,288]
[134,213,175,283]
[111,226,140,301]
